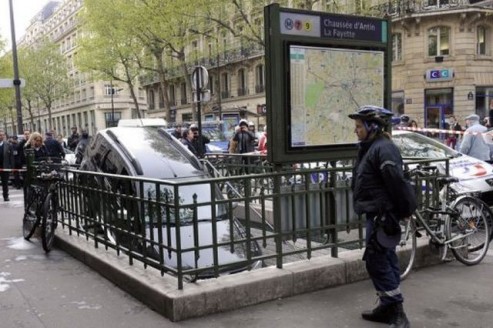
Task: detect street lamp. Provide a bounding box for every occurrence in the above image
[110,82,123,127]
[8,0,24,134]
[189,28,222,122]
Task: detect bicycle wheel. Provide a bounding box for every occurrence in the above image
[447,196,490,265]
[397,216,417,280]
[23,187,41,240]
[41,193,57,252]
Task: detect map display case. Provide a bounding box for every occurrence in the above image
[265,4,391,164]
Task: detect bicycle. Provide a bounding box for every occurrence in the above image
[22,164,64,252]
[398,165,491,280]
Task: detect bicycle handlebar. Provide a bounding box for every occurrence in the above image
[405,165,438,178]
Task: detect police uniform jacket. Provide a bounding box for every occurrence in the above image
[351,135,411,219]
[0,141,14,169]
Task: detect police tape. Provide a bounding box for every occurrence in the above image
[0,168,27,173]
[395,126,493,136]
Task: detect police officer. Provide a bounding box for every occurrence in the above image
[349,106,415,328]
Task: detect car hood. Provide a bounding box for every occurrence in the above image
[446,156,493,180]
[146,219,260,277]
[207,140,229,153]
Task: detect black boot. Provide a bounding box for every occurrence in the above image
[361,303,392,324]
[389,303,410,328]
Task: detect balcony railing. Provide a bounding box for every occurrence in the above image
[255,85,265,93]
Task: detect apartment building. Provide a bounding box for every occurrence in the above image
[9,0,492,136]
[142,0,493,133]
[17,0,147,137]
[389,0,493,131]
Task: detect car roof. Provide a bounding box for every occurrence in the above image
[104,126,204,180]
[117,118,167,127]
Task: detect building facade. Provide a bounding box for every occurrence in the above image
[7,0,493,137]
[13,0,147,137]
[386,0,493,130]
[142,0,493,135]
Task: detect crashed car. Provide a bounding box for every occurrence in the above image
[392,130,493,205]
[79,126,262,278]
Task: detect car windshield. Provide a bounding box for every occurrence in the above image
[202,127,227,142]
[111,126,203,178]
[392,131,459,159]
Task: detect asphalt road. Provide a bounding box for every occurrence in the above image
[1,187,493,328]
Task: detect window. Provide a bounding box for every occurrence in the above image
[428,26,450,56]
[169,84,176,106]
[104,112,121,128]
[158,88,164,108]
[180,82,187,105]
[182,113,193,122]
[477,25,489,56]
[208,76,214,95]
[392,33,402,61]
[255,64,265,93]
[104,84,113,96]
[426,0,449,7]
[237,69,247,96]
[148,90,155,109]
[221,73,230,99]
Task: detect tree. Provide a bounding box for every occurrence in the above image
[20,38,70,131]
[77,0,145,118]
[0,51,15,131]
[17,48,39,131]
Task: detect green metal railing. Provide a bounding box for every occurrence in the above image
[26,154,448,289]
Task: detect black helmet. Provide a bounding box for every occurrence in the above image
[348,105,393,126]
[400,114,410,123]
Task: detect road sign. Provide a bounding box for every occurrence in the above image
[191,66,208,90]
[0,78,25,88]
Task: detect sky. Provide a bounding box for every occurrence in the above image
[0,0,52,52]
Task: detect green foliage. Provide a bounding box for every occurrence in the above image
[18,38,70,128]
[0,53,14,118]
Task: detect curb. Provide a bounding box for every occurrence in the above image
[55,229,441,322]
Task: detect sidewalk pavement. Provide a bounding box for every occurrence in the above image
[2,187,493,327]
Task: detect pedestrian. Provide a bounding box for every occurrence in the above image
[44,131,65,162]
[349,105,416,328]
[57,134,68,149]
[233,119,256,154]
[171,125,182,139]
[24,132,48,161]
[0,129,14,201]
[181,128,199,157]
[67,126,80,151]
[257,125,267,154]
[190,124,210,158]
[10,135,23,189]
[398,115,410,128]
[445,115,462,150]
[232,119,256,173]
[459,114,490,161]
[228,125,241,154]
[75,129,90,165]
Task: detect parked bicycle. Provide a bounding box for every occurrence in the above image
[23,162,64,252]
[397,165,491,280]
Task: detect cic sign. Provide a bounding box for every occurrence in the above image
[425,68,454,82]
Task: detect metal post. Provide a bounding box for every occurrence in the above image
[111,85,115,127]
[216,36,222,122]
[195,67,203,154]
[9,0,24,135]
